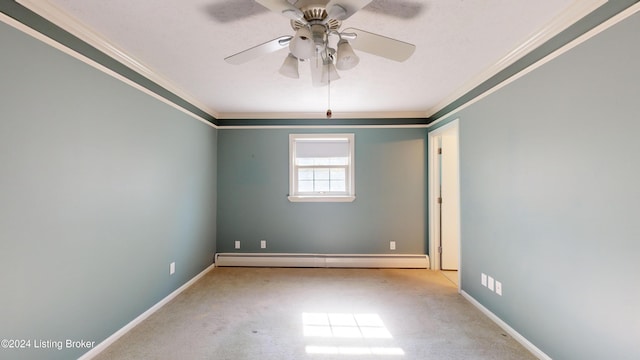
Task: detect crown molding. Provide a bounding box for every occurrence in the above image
[214,116,430,128]
[0,11,218,129]
[216,110,430,120]
[425,0,608,118]
[218,124,430,130]
[15,0,220,120]
[12,0,611,125]
[427,0,640,129]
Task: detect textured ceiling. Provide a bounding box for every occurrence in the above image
[37,0,592,120]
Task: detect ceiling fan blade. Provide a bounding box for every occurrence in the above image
[326,0,372,20]
[255,0,305,21]
[225,36,292,65]
[204,0,269,23]
[362,0,424,19]
[343,27,415,62]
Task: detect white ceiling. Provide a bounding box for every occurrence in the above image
[27,0,599,120]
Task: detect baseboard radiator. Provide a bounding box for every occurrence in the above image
[215,253,430,269]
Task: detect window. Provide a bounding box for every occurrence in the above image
[289,133,355,202]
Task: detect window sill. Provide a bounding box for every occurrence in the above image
[288,195,356,203]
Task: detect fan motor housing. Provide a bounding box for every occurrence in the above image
[290,5,341,31]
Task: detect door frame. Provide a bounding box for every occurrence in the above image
[428,119,461,290]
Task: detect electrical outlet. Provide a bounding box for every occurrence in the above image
[390,241,396,250]
[234,241,240,249]
[260,240,266,249]
[488,276,495,291]
[481,273,487,287]
[170,262,175,275]
[495,281,502,296]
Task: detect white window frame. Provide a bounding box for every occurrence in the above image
[288,133,355,203]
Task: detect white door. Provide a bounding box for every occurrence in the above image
[440,128,459,270]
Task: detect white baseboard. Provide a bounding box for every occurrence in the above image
[78,263,216,360]
[460,290,552,360]
[215,253,430,269]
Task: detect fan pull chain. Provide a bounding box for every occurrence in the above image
[326,50,332,118]
[327,75,332,118]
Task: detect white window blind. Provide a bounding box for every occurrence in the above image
[295,139,350,158]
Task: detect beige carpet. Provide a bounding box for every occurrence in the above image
[93,267,536,360]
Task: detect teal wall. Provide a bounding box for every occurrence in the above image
[0,19,217,360]
[217,128,426,254]
[439,10,640,359]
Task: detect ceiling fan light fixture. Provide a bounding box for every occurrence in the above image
[336,39,359,71]
[224,1,417,87]
[279,53,299,79]
[289,27,314,59]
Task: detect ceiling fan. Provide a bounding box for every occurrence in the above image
[224,0,416,86]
